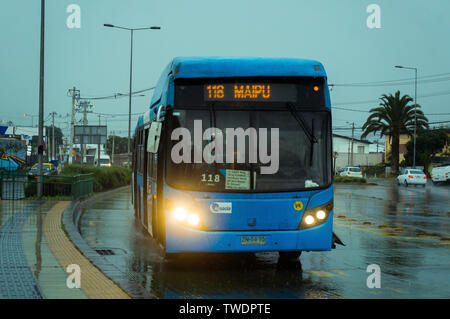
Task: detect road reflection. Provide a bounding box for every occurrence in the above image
[79,182,450,299]
[123,218,340,299]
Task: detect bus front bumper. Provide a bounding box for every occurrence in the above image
[165,215,333,253]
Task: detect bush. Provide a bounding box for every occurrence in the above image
[61,164,131,192]
[334,176,367,183]
[362,163,386,177]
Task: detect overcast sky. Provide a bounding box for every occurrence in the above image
[1,0,449,139]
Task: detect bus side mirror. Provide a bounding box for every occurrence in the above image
[156,105,167,122]
[147,121,162,153]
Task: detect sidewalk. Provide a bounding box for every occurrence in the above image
[0,199,129,299]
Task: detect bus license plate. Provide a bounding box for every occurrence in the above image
[241,236,266,245]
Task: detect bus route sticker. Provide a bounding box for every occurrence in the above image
[225,169,250,190]
[293,201,303,211]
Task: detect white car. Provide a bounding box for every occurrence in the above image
[397,169,427,187]
[339,167,363,178]
[431,164,450,184]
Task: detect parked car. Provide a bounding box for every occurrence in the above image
[431,164,450,184]
[339,166,363,178]
[28,163,58,179]
[397,168,427,187]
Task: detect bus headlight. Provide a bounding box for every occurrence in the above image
[174,207,188,221]
[187,213,200,226]
[304,215,315,225]
[316,210,326,220]
[167,200,202,229]
[299,200,333,229]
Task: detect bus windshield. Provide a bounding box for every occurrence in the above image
[165,108,331,192]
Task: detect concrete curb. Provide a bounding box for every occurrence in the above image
[62,186,155,299]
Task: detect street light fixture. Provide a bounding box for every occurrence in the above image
[104,23,161,164]
[24,113,38,127]
[394,65,418,168]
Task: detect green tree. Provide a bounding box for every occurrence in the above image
[361,90,428,175]
[404,129,448,174]
[105,135,129,156]
[45,126,63,149]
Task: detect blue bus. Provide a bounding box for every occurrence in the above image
[132,57,342,259]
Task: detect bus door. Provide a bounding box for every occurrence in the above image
[147,121,162,239]
[143,128,149,229]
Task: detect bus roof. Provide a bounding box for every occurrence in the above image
[171,56,327,79]
[135,57,328,133]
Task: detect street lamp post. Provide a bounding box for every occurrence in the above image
[395,65,418,168]
[37,0,45,199]
[103,23,160,164]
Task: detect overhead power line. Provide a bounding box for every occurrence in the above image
[333,89,450,107]
[79,86,155,100]
[329,72,450,87]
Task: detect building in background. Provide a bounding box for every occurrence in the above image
[332,134,384,171]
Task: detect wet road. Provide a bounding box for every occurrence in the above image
[79,181,450,298]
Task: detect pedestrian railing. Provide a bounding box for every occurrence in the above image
[0,171,94,200]
[71,174,94,200]
[0,170,28,200]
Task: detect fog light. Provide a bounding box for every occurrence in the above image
[305,215,315,225]
[187,214,200,226]
[316,210,326,220]
[174,207,187,221]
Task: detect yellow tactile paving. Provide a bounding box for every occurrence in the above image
[43,201,130,299]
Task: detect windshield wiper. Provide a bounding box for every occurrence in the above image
[286,102,317,164]
[286,103,317,145]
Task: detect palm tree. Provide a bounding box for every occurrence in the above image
[361,90,428,175]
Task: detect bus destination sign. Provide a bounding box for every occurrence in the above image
[204,83,297,102]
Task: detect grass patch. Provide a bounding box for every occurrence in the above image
[334,175,367,183]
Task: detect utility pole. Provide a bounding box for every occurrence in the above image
[82,101,87,165]
[347,139,350,167]
[350,122,355,166]
[395,65,418,168]
[98,115,101,167]
[111,130,115,165]
[50,112,56,161]
[68,87,79,164]
[37,0,45,199]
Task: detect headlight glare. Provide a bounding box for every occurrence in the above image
[316,210,326,220]
[187,214,200,226]
[305,215,315,225]
[299,200,333,229]
[173,207,187,221]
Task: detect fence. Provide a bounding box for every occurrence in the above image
[0,170,94,200]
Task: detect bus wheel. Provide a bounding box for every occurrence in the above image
[278,251,302,260]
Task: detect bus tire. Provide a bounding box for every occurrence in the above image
[278,251,302,260]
